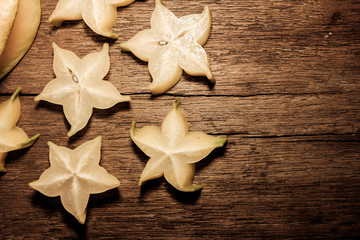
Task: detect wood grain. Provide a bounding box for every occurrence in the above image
[1,0,360,239]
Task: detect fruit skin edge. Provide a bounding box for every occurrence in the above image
[0,0,19,55]
[0,0,41,79]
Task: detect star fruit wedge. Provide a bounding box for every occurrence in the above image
[29,136,120,224]
[120,0,214,95]
[35,43,131,137]
[49,0,135,39]
[0,0,41,79]
[131,100,227,192]
[0,87,40,173]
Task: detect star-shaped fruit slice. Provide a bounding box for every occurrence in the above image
[0,87,40,172]
[120,0,214,95]
[35,43,131,137]
[131,100,227,192]
[29,136,120,224]
[49,0,135,38]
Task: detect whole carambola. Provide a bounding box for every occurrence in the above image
[0,0,41,79]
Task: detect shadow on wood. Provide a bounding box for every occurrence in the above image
[30,187,121,237]
[139,177,164,199]
[166,182,202,204]
[92,101,131,119]
[197,140,228,173]
[182,73,215,91]
[0,146,33,175]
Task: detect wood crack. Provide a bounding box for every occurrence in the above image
[223,132,360,142]
[1,91,358,98]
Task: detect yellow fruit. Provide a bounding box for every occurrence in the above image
[120,0,214,95]
[0,0,19,55]
[131,100,227,192]
[0,0,41,79]
[35,43,131,137]
[49,0,135,39]
[0,87,40,172]
[29,136,120,224]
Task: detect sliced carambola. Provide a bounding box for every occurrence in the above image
[131,100,227,192]
[120,0,214,95]
[0,87,39,172]
[35,43,131,137]
[49,0,135,39]
[29,136,120,224]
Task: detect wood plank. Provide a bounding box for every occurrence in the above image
[0,0,360,238]
[3,94,358,140]
[1,0,360,95]
[1,134,359,239]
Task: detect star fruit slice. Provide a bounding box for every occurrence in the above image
[131,99,227,192]
[120,0,214,95]
[35,43,131,137]
[49,0,135,39]
[0,87,40,172]
[29,136,120,224]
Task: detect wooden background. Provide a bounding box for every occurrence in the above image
[1,0,360,238]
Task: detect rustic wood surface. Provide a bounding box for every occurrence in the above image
[1,0,360,239]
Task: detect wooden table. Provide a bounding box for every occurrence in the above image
[1,0,360,238]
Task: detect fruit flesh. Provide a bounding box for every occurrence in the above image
[0,87,40,172]
[131,100,227,192]
[0,0,19,55]
[35,43,131,137]
[29,136,120,224]
[0,0,41,79]
[49,0,135,39]
[120,0,214,95]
